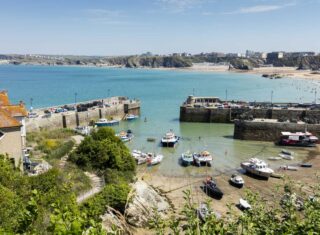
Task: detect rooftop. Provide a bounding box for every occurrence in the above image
[0,109,21,128]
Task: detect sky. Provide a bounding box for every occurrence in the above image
[0,0,319,55]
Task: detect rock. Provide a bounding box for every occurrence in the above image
[124,180,170,227]
[101,206,132,234]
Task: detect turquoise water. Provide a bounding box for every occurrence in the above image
[0,65,318,176]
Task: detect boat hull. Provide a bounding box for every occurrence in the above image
[161,141,178,147]
[241,164,272,179]
[229,180,244,188]
[96,121,119,127]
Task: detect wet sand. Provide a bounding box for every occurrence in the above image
[137,147,320,216]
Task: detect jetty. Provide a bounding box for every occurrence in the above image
[180,95,320,142]
[26,96,140,131]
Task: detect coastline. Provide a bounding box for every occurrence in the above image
[2,61,320,81]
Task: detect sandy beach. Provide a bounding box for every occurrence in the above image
[185,63,320,81]
[137,146,320,217]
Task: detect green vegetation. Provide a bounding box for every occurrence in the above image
[0,154,104,234]
[150,181,320,234]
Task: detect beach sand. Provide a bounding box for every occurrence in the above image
[137,147,320,217]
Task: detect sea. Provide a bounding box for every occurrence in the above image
[1,64,319,177]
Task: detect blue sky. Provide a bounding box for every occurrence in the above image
[0,0,319,55]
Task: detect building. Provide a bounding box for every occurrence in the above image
[0,91,27,169]
[267,52,284,60]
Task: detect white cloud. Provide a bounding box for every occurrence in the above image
[224,2,296,14]
[157,0,206,13]
[84,9,127,25]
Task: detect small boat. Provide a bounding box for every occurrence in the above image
[116,130,134,142]
[95,118,119,127]
[146,153,164,166]
[300,163,312,168]
[203,177,223,199]
[240,158,274,179]
[193,151,213,167]
[229,174,244,188]
[147,137,156,142]
[239,198,251,210]
[281,149,293,155]
[279,154,294,160]
[181,151,194,166]
[74,126,91,135]
[278,131,318,147]
[161,131,179,147]
[126,114,139,121]
[280,165,299,171]
[268,156,282,161]
[131,150,148,165]
[196,202,209,222]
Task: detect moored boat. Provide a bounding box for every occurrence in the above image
[239,198,251,210]
[300,163,312,168]
[126,114,139,121]
[131,150,148,165]
[181,151,194,166]
[146,153,164,166]
[279,153,294,160]
[203,177,223,199]
[281,149,293,155]
[268,156,282,161]
[241,158,274,179]
[229,174,244,188]
[161,131,179,147]
[278,131,318,147]
[116,130,134,142]
[280,165,298,171]
[95,118,119,127]
[193,151,213,167]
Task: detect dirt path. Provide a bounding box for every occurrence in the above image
[76,172,105,203]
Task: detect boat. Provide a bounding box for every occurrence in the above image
[126,114,139,121]
[239,198,251,210]
[196,202,209,222]
[193,151,213,167]
[131,150,148,165]
[203,177,223,199]
[147,137,156,142]
[161,131,179,147]
[281,149,293,155]
[279,153,294,160]
[268,156,282,161]
[278,131,318,147]
[240,158,274,179]
[95,118,120,127]
[181,151,194,166]
[146,153,164,166]
[74,126,91,135]
[300,163,312,168]
[229,174,244,188]
[280,165,298,171]
[116,130,134,142]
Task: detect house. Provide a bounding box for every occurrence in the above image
[0,91,27,169]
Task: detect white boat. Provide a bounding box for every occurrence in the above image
[161,131,179,147]
[268,156,282,161]
[74,126,91,135]
[280,165,298,171]
[279,154,294,160]
[181,151,194,166]
[239,198,251,210]
[230,174,244,188]
[193,151,213,167]
[146,153,164,166]
[240,158,274,179]
[281,149,293,155]
[95,118,119,127]
[197,202,209,222]
[126,114,139,121]
[116,130,134,142]
[131,150,148,165]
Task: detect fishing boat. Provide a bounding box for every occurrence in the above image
[300,163,312,168]
[116,130,134,142]
[268,156,282,161]
[203,177,223,199]
[131,150,148,165]
[95,118,119,127]
[196,202,209,222]
[240,158,274,179]
[193,151,213,167]
[229,174,244,188]
[239,198,251,210]
[161,131,179,147]
[146,153,164,166]
[126,114,139,121]
[181,151,194,166]
[278,131,318,147]
[279,153,294,160]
